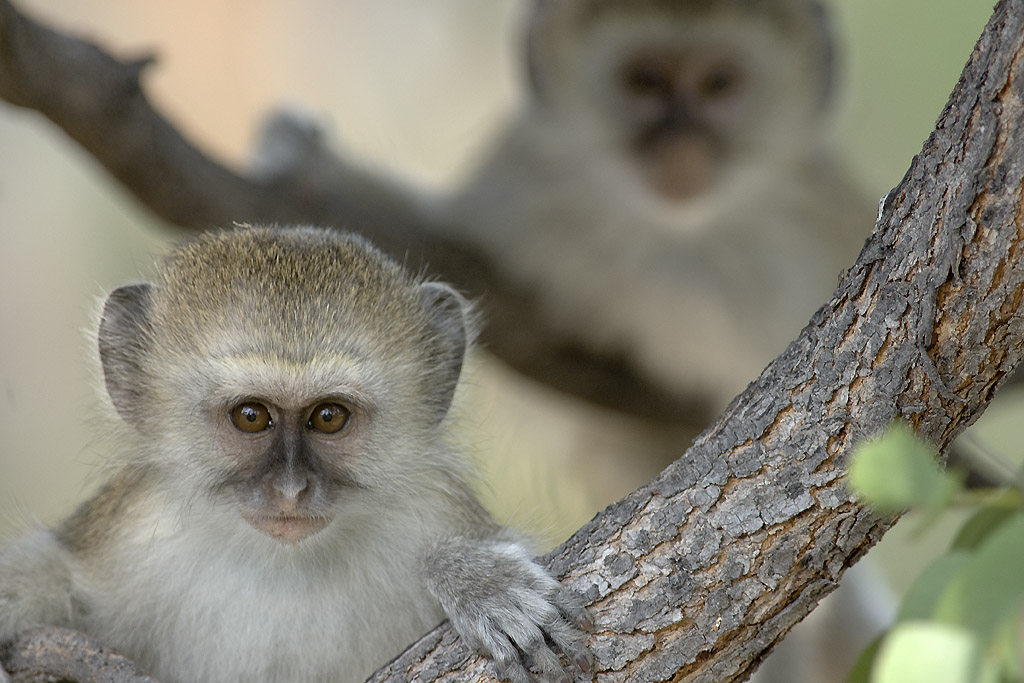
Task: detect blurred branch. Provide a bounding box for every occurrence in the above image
[0,0,709,426]
[2,628,158,683]
[2,0,1024,681]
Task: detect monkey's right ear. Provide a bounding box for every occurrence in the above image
[98,283,153,421]
[417,282,468,415]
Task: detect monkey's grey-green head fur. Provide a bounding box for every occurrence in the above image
[96,225,470,497]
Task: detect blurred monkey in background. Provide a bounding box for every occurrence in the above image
[437,2,889,682]
[442,0,874,414]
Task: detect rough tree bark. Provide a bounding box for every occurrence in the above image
[2,0,1024,682]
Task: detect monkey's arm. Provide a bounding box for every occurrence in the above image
[424,535,594,683]
[0,531,75,644]
[0,531,76,682]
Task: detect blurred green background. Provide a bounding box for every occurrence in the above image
[0,0,1016,601]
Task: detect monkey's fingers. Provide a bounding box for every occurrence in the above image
[552,585,596,633]
[505,581,593,680]
[458,596,589,682]
[460,619,535,683]
[502,616,573,683]
[540,613,593,676]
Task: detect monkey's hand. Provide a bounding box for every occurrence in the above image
[425,537,594,683]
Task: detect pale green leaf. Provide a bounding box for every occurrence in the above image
[846,633,883,683]
[897,551,971,622]
[872,622,996,683]
[933,512,1024,643]
[849,422,961,513]
[952,500,1017,551]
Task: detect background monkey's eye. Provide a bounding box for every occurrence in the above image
[622,62,672,98]
[699,65,740,98]
[308,403,352,434]
[230,402,272,433]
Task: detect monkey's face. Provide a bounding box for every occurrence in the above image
[199,366,375,545]
[152,319,460,547]
[606,20,826,203]
[532,5,833,205]
[98,227,469,547]
[148,337,417,546]
[614,43,745,201]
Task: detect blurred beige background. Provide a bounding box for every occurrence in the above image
[0,0,1014,589]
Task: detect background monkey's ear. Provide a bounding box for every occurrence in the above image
[417,282,469,415]
[98,283,153,421]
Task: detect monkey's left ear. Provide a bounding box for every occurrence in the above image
[98,283,153,422]
[418,282,468,415]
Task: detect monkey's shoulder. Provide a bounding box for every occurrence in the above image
[55,466,156,558]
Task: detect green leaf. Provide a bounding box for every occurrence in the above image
[846,633,884,683]
[872,622,996,683]
[952,500,1017,551]
[933,512,1024,643]
[897,551,971,622]
[849,422,961,513]
[992,617,1023,682]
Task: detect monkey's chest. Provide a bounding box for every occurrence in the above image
[78,550,444,683]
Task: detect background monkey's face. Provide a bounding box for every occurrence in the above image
[527,0,834,204]
[97,227,468,545]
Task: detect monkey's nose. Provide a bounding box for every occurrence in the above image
[270,470,313,502]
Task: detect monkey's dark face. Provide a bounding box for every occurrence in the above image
[214,393,366,544]
[153,338,454,548]
[616,46,746,200]
[544,10,832,205]
[172,340,427,547]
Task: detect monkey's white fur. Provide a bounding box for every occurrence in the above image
[0,227,591,683]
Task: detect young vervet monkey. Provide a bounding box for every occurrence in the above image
[0,226,592,683]
[442,0,874,413]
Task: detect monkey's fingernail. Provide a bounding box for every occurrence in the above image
[556,674,570,683]
[579,612,595,631]
[575,653,593,673]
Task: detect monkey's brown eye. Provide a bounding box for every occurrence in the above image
[230,402,272,433]
[623,63,672,98]
[308,403,352,434]
[699,66,739,98]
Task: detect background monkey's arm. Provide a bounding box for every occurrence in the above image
[0,0,707,427]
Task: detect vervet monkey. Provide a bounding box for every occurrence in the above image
[438,1,886,682]
[0,226,593,683]
[442,0,874,413]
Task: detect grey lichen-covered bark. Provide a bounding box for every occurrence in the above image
[2,628,159,683]
[2,0,1024,682]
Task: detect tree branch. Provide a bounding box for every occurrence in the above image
[2,0,1024,681]
[0,0,710,427]
[2,628,158,683]
[370,4,1024,680]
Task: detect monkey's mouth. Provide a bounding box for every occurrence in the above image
[636,129,719,202]
[243,513,332,544]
